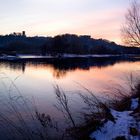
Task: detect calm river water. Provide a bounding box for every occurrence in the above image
[0,57,140,139]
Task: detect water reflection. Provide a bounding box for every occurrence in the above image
[0,57,140,79]
[0,57,140,139]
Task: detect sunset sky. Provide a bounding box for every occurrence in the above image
[0,0,130,44]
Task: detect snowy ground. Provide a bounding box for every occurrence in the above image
[90,98,140,140]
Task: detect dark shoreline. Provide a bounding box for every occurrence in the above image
[0,54,140,61]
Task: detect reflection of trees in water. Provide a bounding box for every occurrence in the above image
[0,61,26,73]
[52,69,67,79]
[0,57,140,78]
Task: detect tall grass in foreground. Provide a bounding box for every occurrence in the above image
[0,73,58,140]
[54,84,115,140]
[0,72,139,140]
[104,72,140,111]
[54,73,140,140]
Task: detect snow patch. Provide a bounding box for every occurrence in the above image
[90,109,140,140]
[131,98,139,110]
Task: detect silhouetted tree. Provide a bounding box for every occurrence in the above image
[122,0,140,47]
[52,35,65,55]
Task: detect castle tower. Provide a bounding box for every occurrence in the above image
[22,31,26,36]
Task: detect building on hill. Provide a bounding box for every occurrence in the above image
[10,31,26,36]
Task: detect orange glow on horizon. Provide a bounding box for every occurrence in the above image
[1,5,127,45]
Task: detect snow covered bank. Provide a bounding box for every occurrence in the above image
[90,98,140,140]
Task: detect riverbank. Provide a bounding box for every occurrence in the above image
[0,54,140,61]
[62,76,140,140]
[89,81,140,140]
[90,99,140,140]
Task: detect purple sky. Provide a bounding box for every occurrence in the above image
[0,0,131,44]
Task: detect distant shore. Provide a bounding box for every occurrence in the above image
[0,54,140,61]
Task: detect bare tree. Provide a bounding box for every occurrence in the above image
[122,0,140,47]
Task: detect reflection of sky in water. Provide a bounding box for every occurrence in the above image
[0,59,139,109]
[0,59,140,139]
